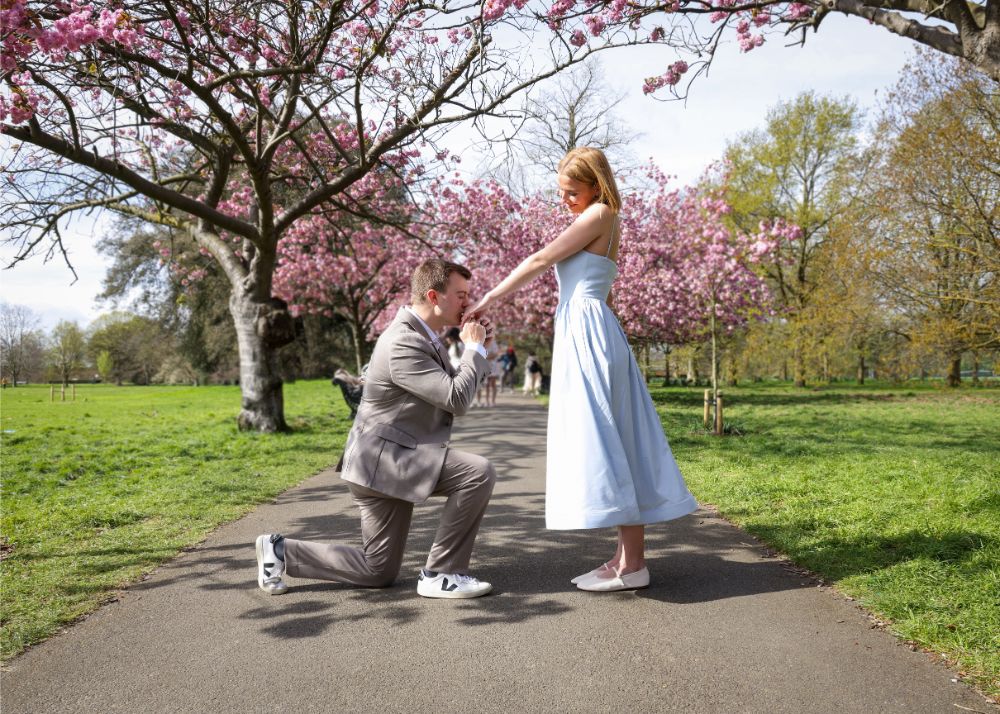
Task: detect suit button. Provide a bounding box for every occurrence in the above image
[444,417,452,426]
[441,442,448,448]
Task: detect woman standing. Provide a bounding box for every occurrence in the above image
[468,147,697,591]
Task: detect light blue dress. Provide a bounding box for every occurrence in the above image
[545,244,699,530]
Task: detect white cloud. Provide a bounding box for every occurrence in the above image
[0,213,112,331]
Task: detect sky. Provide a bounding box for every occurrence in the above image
[0,14,916,331]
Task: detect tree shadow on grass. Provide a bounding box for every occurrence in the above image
[746,523,997,582]
[667,408,1000,459]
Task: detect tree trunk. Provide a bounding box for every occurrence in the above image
[710,298,719,423]
[857,353,866,385]
[971,352,980,386]
[662,348,671,386]
[350,319,364,375]
[793,344,805,388]
[946,355,962,388]
[230,291,293,432]
[687,354,698,385]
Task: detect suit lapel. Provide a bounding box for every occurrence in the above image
[397,308,450,373]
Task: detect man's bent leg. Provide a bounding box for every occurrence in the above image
[425,449,496,574]
[284,484,413,587]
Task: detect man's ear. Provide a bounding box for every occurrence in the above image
[426,289,439,307]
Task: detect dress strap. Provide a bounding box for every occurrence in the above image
[605,213,620,258]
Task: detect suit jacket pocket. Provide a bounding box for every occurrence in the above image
[368,422,417,449]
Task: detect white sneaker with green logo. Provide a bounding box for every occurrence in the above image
[416,569,492,599]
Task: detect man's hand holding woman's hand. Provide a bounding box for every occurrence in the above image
[460,320,486,345]
[460,315,494,348]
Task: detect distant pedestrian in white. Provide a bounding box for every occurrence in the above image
[522,353,543,396]
[468,147,697,592]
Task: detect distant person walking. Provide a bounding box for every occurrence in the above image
[499,345,518,393]
[523,353,543,396]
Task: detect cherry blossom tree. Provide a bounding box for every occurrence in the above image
[613,167,798,412]
[547,0,999,88]
[423,164,796,398]
[1,0,667,431]
[273,175,428,373]
[431,179,562,340]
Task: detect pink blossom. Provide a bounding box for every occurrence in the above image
[584,15,606,35]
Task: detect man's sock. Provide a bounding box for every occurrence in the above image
[272,534,285,561]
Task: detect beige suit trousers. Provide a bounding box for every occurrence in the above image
[284,448,495,586]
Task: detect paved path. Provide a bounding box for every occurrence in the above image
[3,395,996,713]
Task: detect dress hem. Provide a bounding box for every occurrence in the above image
[545,493,699,531]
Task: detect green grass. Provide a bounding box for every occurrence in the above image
[3,380,998,698]
[653,382,1000,699]
[1,381,352,660]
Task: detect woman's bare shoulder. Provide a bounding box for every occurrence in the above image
[579,202,614,224]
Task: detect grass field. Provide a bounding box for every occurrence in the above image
[1,381,352,660]
[651,382,1000,699]
[2,380,998,698]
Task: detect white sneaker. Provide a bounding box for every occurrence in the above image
[255,534,289,595]
[417,569,492,599]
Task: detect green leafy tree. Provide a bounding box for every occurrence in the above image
[724,92,867,386]
[98,220,352,383]
[48,321,87,387]
[87,313,170,386]
[864,50,1000,385]
[95,351,114,384]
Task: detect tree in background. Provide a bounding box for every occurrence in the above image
[87,312,169,385]
[795,215,888,384]
[864,50,999,385]
[490,59,642,193]
[2,0,663,431]
[95,350,114,384]
[723,92,865,386]
[47,320,87,386]
[429,178,567,342]
[0,303,45,385]
[274,210,426,374]
[616,168,795,412]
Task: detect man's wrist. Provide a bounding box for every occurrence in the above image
[465,341,487,358]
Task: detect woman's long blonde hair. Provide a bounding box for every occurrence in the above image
[557,147,621,213]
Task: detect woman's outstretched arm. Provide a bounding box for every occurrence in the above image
[468,205,612,315]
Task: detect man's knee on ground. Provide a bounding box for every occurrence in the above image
[365,557,402,587]
[363,543,404,587]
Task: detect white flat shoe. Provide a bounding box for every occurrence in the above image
[570,563,613,585]
[576,566,650,592]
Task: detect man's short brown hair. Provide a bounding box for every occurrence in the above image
[411,258,472,305]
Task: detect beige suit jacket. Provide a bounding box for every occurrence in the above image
[339,307,488,503]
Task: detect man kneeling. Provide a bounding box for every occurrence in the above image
[256,259,496,598]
